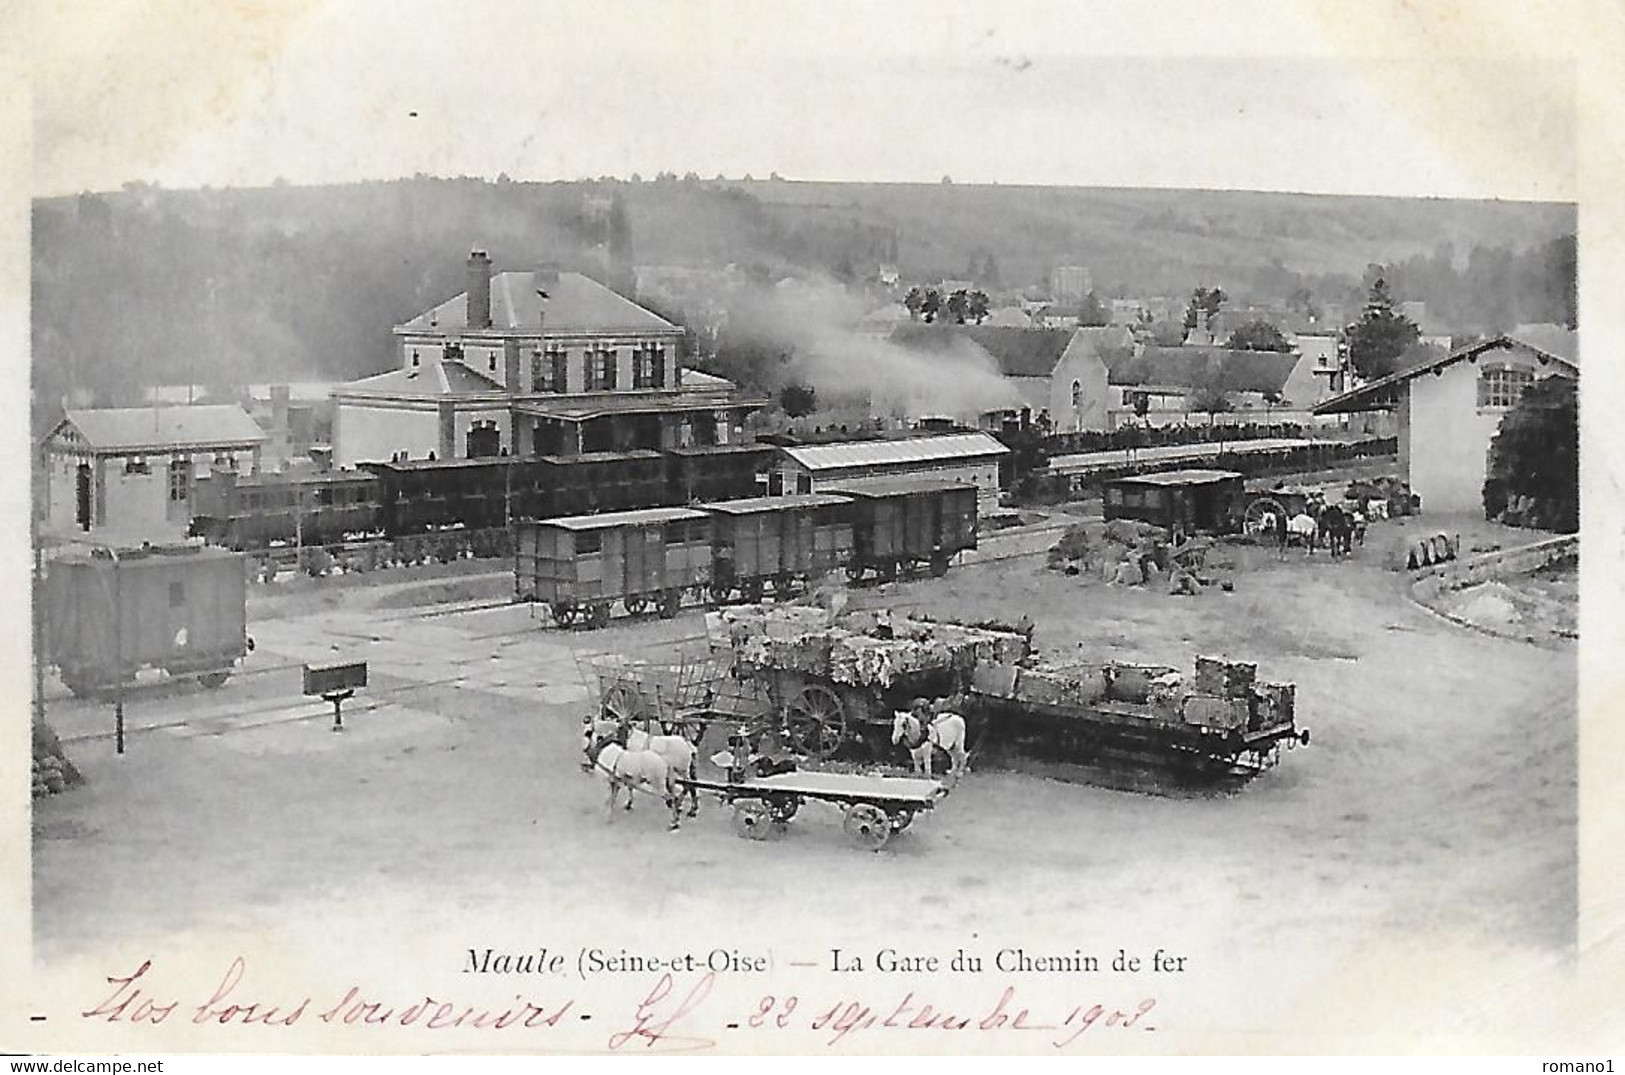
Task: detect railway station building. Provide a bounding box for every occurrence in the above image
[39,404,267,543]
[331,251,765,468]
[1312,328,1577,513]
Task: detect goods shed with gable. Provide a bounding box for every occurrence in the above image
[766,432,1009,513]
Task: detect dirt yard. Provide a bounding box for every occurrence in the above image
[28,512,1582,1051]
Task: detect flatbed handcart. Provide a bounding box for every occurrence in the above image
[679,769,949,850]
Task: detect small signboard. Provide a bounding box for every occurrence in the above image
[303,660,368,697]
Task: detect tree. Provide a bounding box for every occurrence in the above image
[1225,319,1293,352]
[920,288,942,323]
[946,289,969,324]
[1077,290,1108,328]
[779,383,818,418]
[966,289,990,324]
[1484,376,1577,532]
[903,286,925,321]
[1343,277,1420,380]
[1186,361,1234,426]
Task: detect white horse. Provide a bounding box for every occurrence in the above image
[891,708,969,783]
[583,719,683,829]
[1285,512,1318,557]
[627,727,700,818]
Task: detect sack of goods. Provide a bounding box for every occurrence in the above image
[1146,673,1186,720]
[1194,656,1256,699]
[1105,662,1181,704]
[1181,693,1249,731]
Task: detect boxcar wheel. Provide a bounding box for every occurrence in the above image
[844,562,866,583]
[199,671,230,690]
[707,583,733,604]
[741,579,764,603]
[843,804,891,851]
[623,596,648,617]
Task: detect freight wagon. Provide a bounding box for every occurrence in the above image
[831,479,979,582]
[191,446,771,552]
[44,544,251,697]
[703,493,854,603]
[514,507,713,627]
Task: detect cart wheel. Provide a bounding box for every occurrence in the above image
[1243,496,1287,536]
[767,794,801,823]
[843,804,891,851]
[732,799,773,840]
[551,601,578,627]
[623,596,648,617]
[588,603,612,629]
[889,809,915,832]
[657,589,682,618]
[929,554,949,578]
[784,684,847,759]
[199,671,230,690]
[601,684,646,726]
[844,562,866,583]
[741,579,764,603]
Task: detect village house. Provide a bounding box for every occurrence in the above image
[330,251,764,468]
[1312,329,1577,513]
[766,432,1010,514]
[40,404,267,541]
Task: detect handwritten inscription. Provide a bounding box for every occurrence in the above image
[80,960,1160,1050]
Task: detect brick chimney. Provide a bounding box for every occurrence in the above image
[467,250,492,330]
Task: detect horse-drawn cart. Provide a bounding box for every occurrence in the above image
[680,769,949,850]
[708,604,1031,759]
[578,647,771,744]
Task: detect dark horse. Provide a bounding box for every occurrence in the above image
[1317,504,1353,557]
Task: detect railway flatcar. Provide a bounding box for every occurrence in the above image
[702,493,854,602]
[830,479,978,582]
[191,470,381,548]
[514,507,712,627]
[45,544,251,697]
[666,444,773,504]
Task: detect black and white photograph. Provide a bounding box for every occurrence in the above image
[5,0,1621,1061]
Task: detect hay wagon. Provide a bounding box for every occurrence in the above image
[710,603,1031,759]
[579,646,770,744]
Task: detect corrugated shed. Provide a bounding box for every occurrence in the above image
[780,432,1009,472]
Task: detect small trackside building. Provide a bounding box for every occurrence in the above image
[1312,329,1577,513]
[766,432,1010,514]
[40,405,268,543]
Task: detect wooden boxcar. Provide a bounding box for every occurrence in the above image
[364,458,514,534]
[831,479,978,581]
[190,470,381,549]
[1103,469,1245,537]
[44,544,250,696]
[702,493,854,602]
[666,444,773,504]
[532,450,671,518]
[514,507,711,627]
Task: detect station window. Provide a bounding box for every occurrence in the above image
[168,459,190,503]
[575,531,602,554]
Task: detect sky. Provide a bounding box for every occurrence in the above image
[27,0,1580,202]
